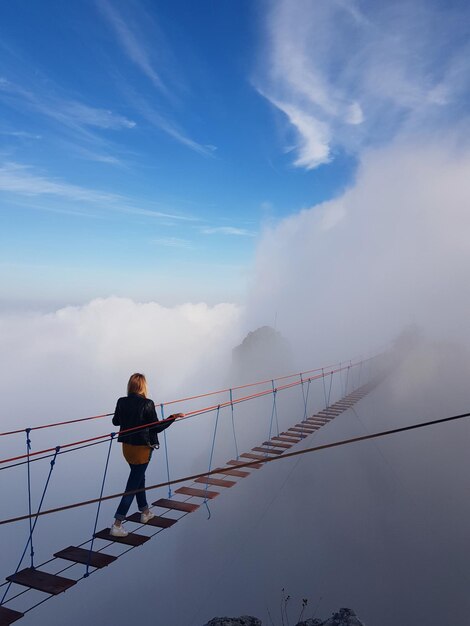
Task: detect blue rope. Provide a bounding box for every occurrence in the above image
[322,369,328,408]
[345,364,351,396]
[85,433,114,578]
[339,361,345,397]
[323,370,333,410]
[299,374,306,438]
[204,405,220,519]
[1,445,60,605]
[25,429,33,569]
[272,380,280,436]
[267,384,279,447]
[229,389,239,460]
[328,371,333,407]
[161,404,172,499]
[302,377,311,422]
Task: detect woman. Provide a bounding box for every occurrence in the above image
[110,373,183,537]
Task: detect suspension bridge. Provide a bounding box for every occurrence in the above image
[0,352,465,626]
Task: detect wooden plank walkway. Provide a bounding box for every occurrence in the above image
[1,379,379,622]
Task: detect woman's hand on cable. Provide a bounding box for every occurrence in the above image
[169,413,184,419]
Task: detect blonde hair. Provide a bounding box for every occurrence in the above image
[127,373,148,398]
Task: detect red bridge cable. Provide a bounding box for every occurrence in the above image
[0,359,363,438]
[0,364,352,466]
[0,407,467,527]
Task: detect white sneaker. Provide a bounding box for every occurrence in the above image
[110,523,128,537]
[140,510,155,524]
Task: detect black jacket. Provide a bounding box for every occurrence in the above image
[112,394,174,446]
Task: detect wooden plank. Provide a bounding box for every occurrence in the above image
[273,436,299,443]
[289,427,315,434]
[252,447,283,455]
[281,431,307,439]
[6,568,76,595]
[240,452,268,461]
[54,546,117,569]
[175,486,220,499]
[0,606,24,625]
[126,512,178,528]
[94,529,150,546]
[216,468,250,477]
[227,459,263,469]
[194,477,236,488]
[152,498,200,512]
[262,441,292,448]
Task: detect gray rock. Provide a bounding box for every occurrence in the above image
[296,619,323,626]
[321,607,364,626]
[204,618,262,626]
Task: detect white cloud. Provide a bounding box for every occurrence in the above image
[257,0,470,169]
[96,0,166,93]
[0,130,42,140]
[271,98,331,169]
[0,298,242,432]
[0,76,136,133]
[247,137,470,363]
[59,102,136,130]
[0,162,119,202]
[0,162,196,221]
[123,87,215,157]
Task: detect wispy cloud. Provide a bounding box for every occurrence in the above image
[153,237,194,249]
[0,130,42,140]
[58,101,136,130]
[0,161,197,221]
[95,1,215,157]
[123,86,216,157]
[0,162,118,202]
[202,226,256,237]
[96,0,167,93]
[0,76,136,135]
[257,0,470,169]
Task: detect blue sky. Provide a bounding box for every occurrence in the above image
[0,0,468,308]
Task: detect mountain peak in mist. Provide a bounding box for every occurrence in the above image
[205,607,365,625]
[231,325,292,384]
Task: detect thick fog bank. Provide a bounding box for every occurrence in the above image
[0,297,242,432]
[2,338,469,626]
[246,138,470,367]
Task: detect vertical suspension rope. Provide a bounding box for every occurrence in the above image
[85,433,114,578]
[25,428,34,569]
[229,389,239,460]
[268,383,279,444]
[272,380,280,437]
[161,404,172,499]
[299,374,311,438]
[1,445,60,605]
[324,370,333,409]
[204,405,220,520]
[345,363,351,396]
[302,377,312,422]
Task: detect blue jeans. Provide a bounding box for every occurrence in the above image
[115,463,149,521]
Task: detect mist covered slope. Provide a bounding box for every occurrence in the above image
[10,339,468,626]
